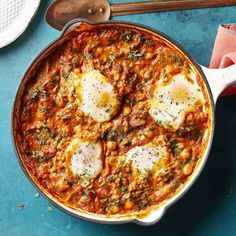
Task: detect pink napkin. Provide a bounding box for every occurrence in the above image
[210,24,236,96]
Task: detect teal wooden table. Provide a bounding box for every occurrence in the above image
[1,1,236,235]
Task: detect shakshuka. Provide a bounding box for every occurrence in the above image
[19,25,212,218]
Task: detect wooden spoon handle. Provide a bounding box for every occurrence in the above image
[111,0,236,16]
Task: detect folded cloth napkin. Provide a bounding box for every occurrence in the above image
[210,24,236,96]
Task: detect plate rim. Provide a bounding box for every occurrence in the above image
[0,0,41,48]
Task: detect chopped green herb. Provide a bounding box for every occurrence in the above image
[57,133,63,143]
[71,61,79,68]
[171,142,180,156]
[105,176,114,183]
[72,48,79,55]
[40,90,50,99]
[82,189,89,197]
[107,128,125,141]
[184,127,191,132]
[125,99,131,105]
[122,33,133,42]
[135,198,149,209]
[47,206,53,212]
[108,54,116,61]
[30,91,39,102]
[189,128,201,140]
[128,50,143,60]
[123,141,132,147]
[18,203,25,209]
[75,174,80,179]
[52,72,60,80]
[105,108,111,113]
[172,54,184,66]
[138,35,147,42]
[108,38,117,44]
[129,73,138,89]
[34,193,40,198]
[62,70,70,79]
[164,122,173,129]
[119,185,128,193]
[162,172,173,182]
[109,199,120,208]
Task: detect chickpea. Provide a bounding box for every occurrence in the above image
[183,163,193,175]
[94,200,100,211]
[139,69,145,77]
[97,177,104,185]
[131,137,138,145]
[111,205,120,214]
[124,200,135,210]
[110,194,120,201]
[143,128,155,139]
[163,184,173,195]
[129,182,137,191]
[107,141,117,151]
[96,47,103,54]
[73,68,81,75]
[145,52,153,59]
[35,111,44,120]
[123,105,132,116]
[139,135,146,141]
[180,148,192,159]
[165,65,174,74]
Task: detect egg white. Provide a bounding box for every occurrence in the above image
[148,72,204,131]
[65,138,103,180]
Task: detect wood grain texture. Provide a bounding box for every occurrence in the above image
[111,0,236,16]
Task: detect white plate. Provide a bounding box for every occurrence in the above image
[0,0,41,48]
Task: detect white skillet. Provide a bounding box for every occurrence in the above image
[12,19,236,225]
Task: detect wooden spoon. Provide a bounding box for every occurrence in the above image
[46,0,236,30]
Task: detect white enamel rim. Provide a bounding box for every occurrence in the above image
[12,19,236,226]
[0,0,41,48]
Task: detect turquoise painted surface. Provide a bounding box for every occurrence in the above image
[1,1,236,235]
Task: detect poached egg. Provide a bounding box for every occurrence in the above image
[126,144,168,178]
[65,138,103,180]
[75,69,119,122]
[148,72,204,131]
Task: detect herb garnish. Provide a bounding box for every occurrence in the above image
[122,32,133,42]
[108,54,116,61]
[18,203,25,210]
[128,50,143,60]
[34,193,40,198]
[47,206,53,212]
[171,142,180,156]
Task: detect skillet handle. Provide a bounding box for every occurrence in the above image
[201,64,236,104]
[133,206,166,226]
